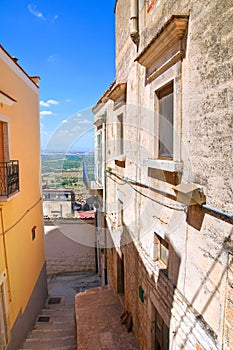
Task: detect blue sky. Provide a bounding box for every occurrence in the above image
[0,0,116,152]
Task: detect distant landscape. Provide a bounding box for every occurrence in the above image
[41,153,95,189]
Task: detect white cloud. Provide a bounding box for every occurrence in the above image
[77,119,92,125]
[57,130,72,136]
[28,4,58,24]
[48,99,59,105]
[40,99,59,107]
[28,4,45,20]
[40,101,49,107]
[47,55,57,63]
[52,15,58,23]
[65,99,72,103]
[40,111,53,116]
[73,126,81,132]
[62,120,68,123]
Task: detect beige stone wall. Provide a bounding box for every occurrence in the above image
[94,0,232,349]
[115,0,133,81]
[224,251,233,350]
[120,236,224,350]
[44,221,96,275]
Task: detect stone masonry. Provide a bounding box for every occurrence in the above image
[44,220,96,275]
[93,1,233,349]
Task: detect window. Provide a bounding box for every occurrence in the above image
[96,130,102,183]
[136,16,188,172]
[0,121,9,163]
[117,199,123,227]
[143,73,182,172]
[0,119,19,198]
[117,114,124,155]
[154,233,169,267]
[156,82,173,159]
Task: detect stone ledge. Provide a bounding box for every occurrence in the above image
[143,159,183,173]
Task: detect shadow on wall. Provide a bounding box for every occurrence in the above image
[44,221,96,275]
[116,227,181,350]
[175,228,233,349]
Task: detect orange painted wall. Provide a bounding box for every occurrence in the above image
[0,46,45,329]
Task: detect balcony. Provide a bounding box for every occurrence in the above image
[0,161,19,198]
[83,161,103,194]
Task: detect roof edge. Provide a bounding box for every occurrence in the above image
[0,45,40,89]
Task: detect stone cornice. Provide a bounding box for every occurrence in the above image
[92,80,116,114]
[94,115,106,127]
[108,83,127,102]
[135,15,189,69]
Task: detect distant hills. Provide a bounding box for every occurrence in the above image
[41,151,94,156]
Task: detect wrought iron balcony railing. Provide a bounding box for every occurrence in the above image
[0,161,19,197]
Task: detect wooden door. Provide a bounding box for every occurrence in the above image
[154,309,169,350]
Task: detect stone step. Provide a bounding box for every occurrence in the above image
[33,322,76,331]
[25,337,75,344]
[19,281,81,350]
[23,336,76,349]
[30,328,75,338]
[20,346,76,350]
[39,310,75,319]
[37,315,75,322]
[28,332,75,340]
[41,308,74,314]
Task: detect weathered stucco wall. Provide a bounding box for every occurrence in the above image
[44,220,96,275]
[95,0,232,349]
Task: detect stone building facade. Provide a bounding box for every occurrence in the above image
[92,1,233,349]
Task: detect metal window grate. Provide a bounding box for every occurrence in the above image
[37,316,50,323]
[47,297,62,305]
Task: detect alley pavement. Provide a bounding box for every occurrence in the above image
[20,272,139,350]
[20,271,101,350]
[75,285,139,350]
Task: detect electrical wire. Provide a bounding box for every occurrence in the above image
[0,197,42,236]
[106,173,186,211]
[126,178,186,211]
[107,175,126,186]
[106,171,233,223]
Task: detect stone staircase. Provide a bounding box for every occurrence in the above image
[20,296,76,350]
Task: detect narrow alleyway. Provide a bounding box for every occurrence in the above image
[76,285,139,350]
[20,271,101,350]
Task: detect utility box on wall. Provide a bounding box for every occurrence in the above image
[173,183,206,206]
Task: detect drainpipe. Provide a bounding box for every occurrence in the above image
[103,116,108,285]
[0,208,12,301]
[130,0,139,45]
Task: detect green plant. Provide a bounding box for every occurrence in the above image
[106,167,112,174]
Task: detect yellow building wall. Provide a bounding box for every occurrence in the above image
[0,47,46,330]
